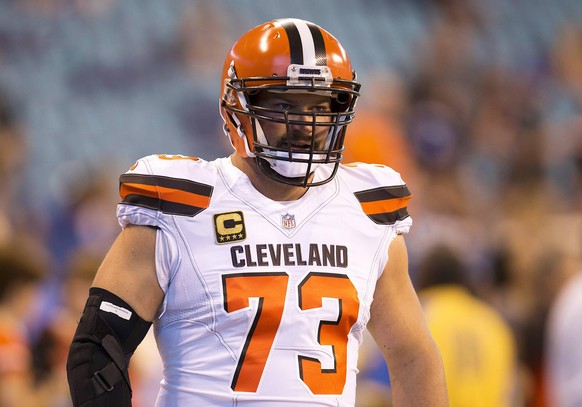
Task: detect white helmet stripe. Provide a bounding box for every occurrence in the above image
[293,19,316,65]
[278,18,326,66]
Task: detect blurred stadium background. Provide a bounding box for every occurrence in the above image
[0,0,581,406]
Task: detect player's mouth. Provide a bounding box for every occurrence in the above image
[279,142,311,151]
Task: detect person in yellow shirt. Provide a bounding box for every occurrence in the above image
[417,244,520,407]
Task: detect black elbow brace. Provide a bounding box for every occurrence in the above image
[66,287,152,407]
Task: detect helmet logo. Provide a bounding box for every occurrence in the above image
[300,68,321,75]
[287,64,332,87]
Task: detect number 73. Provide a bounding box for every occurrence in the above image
[222,271,360,395]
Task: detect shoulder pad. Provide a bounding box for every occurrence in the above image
[339,162,412,225]
[118,154,214,217]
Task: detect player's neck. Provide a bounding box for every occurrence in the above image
[230,154,309,201]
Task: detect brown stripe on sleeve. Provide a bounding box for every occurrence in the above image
[354,185,411,203]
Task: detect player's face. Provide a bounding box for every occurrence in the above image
[251,91,333,151]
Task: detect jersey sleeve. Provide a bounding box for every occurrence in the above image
[115,154,213,294]
[342,162,413,234]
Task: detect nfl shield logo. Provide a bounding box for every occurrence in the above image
[281,213,296,229]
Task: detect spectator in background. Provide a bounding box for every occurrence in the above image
[545,269,582,407]
[46,163,123,278]
[342,71,418,184]
[0,236,52,407]
[541,23,582,211]
[417,244,520,407]
[490,179,569,407]
[544,224,582,407]
[31,249,102,407]
[0,92,29,244]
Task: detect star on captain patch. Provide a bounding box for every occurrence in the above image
[281,213,296,230]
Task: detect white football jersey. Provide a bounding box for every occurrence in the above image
[117,154,412,406]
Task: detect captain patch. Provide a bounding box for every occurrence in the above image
[214,211,247,244]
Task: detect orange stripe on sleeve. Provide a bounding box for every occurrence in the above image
[359,195,411,216]
[120,183,211,209]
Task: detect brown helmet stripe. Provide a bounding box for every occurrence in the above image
[306,21,327,66]
[279,19,303,65]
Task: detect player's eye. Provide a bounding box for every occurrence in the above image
[312,105,330,113]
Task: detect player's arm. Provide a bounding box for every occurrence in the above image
[367,234,449,407]
[66,224,164,407]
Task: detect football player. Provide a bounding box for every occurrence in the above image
[66,18,448,407]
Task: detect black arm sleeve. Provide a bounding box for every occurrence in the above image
[66,287,152,407]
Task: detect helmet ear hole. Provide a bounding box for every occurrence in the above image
[246,90,262,107]
[335,92,350,105]
[331,92,351,112]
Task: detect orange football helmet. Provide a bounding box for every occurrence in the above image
[219,18,360,186]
